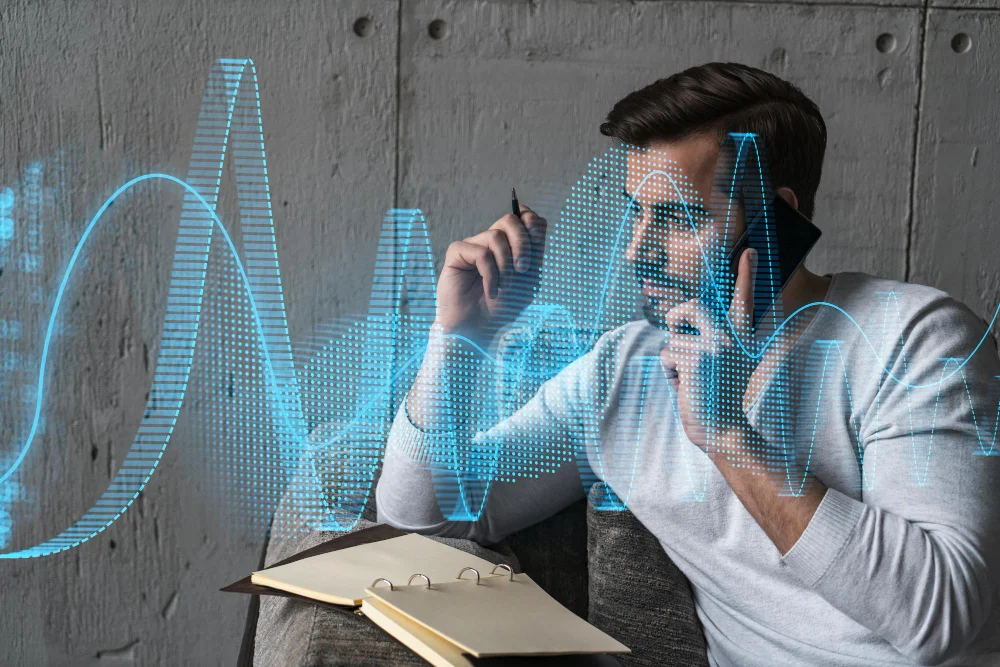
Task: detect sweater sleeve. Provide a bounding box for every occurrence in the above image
[781,297,1000,665]
[376,342,598,544]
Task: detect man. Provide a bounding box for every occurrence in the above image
[376,63,1000,665]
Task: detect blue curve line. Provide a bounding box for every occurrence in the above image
[0,174,296,488]
[737,313,1000,498]
[307,329,573,450]
[310,140,1000,503]
[4,105,999,554]
[609,140,1000,387]
[769,300,999,390]
[0,56,316,558]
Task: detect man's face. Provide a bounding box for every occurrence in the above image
[624,134,746,328]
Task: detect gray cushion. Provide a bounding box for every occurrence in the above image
[586,484,708,666]
[501,499,590,618]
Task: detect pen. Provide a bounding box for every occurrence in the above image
[511,187,521,220]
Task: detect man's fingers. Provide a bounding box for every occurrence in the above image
[729,247,757,331]
[663,336,700,366]
[445,240,500,299]
[467,229,514,285]
[665,334,703,353]
[659,347,677,374]
[519,206,548,270]
[664,299,714,336]
[490,215,532,273]
[659,348,680,388]
[448,204,548,303]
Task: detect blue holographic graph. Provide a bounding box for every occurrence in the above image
[1,58,999,558]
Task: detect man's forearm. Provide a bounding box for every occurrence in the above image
[714,421,827,555]
[406,335,451,432]
[406,323,486,432]
[377,323,588,543]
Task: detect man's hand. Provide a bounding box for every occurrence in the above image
[659,247,757,454]
[659,247,826,554]
[436,206,547,344]
[407,206,546,432]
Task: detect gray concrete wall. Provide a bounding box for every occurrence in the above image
[0,0,995,664]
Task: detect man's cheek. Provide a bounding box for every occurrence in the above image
[652,288,686,315]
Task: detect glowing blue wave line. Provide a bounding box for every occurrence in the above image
[287,143,1000,508]
[770,300,999,389]
[4,67,999,553]
[616,145,1000,387]
[455,323,972,502]
[0,175,309,558]
[744,294,1000,498]
[8,163,997,550]
[0,173,295,489]
[0,57,312,558]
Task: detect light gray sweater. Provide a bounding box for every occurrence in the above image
[376,273,1000,666]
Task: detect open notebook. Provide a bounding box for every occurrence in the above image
[242,529,630,664]
[250,533,498,606]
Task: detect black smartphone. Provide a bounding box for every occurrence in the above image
[725,195,822,330]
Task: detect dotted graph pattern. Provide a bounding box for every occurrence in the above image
[2,61,1000,556]
[0,59,311,558]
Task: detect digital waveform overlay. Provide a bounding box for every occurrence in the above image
[0,151,74,551]
[1,59,999,558]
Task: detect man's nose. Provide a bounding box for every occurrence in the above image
[626,212,662,264]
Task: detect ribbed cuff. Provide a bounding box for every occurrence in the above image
[781,487,864,587]
[387,400,460,466]
[386,402,428,464]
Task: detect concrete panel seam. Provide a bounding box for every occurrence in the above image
[905,3,931,281]
[928,4,1000,12]
[604,1,929,10]
[393,0,403,211]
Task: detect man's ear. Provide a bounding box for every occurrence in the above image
[776,186,800,211]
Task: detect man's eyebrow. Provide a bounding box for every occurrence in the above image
[621,188,711,217]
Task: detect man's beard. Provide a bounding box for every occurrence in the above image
[635,259,692,331]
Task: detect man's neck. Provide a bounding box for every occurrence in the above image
[750,266,832,348]
[743,267,833,412]
[780,266,832,318]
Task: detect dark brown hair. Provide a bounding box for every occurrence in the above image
[600,62,827,219]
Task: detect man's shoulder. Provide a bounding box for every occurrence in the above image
[828,272,992,357]
[832,272,953,311]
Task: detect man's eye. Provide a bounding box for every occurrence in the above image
[653,205,690,229]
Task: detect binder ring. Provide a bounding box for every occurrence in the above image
[408,573,432,589]
[490,564,514,581]
[370,578,394,591]
[457,567,481,585]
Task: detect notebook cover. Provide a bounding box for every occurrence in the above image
[471,654,622,665]
[220,523,407,612]
[364,574,629,657]
[362,596,624,667]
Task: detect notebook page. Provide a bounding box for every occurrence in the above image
[251,533,497,606]
[365,573,630,657]
[362,596,475,667]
